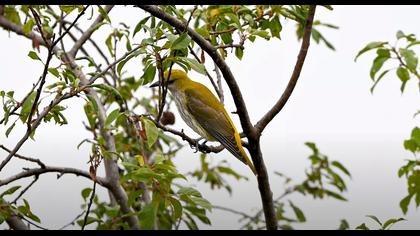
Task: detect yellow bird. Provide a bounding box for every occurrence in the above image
[150,69,257,175]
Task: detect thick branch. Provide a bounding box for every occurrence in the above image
[68,5,114,58]
[0,15,140,229]
[137,5,256,138]
[255,6,316,135]
[6,215,29,230]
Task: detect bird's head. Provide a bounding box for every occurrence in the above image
[149,69,189,91]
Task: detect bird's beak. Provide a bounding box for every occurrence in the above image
[149,81,160,88]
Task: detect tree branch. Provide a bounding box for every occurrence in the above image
[6,215,30,230]
[0,15,140,229]
[255,6,316,135]
[68,5,113,58]
[0,166,107,187]
[137,5,256,138]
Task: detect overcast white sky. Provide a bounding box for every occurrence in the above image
[1,5,420,229]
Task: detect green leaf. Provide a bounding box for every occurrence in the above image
[190,196,212,211]
[177,187,201,197]
[370,56,389,80]
[331,161,351,177]
[400,194,412,214]
[141,64,156,85]
[370,69,390,94]
[60,5,76,14]
[396,30,405,39]
[77,217,101,227]
[105,108,120,127]
[356,223,370,230]
[139,203,157,230]
[404,140,417,153]
[48,68,60,78]
[143,118,158,148]
[383,218,405,230]
[133,16,150,37]
[400,48,418,71]
[91,84,122,99]
[97,5,111,23]
[289,201,306,222]
[396,67,410,92]
[366,215,382,226]
[5,123,15,137]
[28,51,41,61]
[23,18,34,34]
[81,188,92,200]
[338,219,350,230]
[269,15,282,39]
[235,47,244,60]
[20,91,37,123]
[169,197,183,220]
[184,58,206,75]
[0,186,21,197]
[354,41,388,62]
[171,33,191,50]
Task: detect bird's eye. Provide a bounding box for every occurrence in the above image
[168,80,176,84]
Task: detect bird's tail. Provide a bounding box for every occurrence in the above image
[237,143,257,176]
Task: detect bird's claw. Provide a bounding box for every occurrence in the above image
[191,137,205,153]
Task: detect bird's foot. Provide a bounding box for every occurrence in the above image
[191,137,206,153]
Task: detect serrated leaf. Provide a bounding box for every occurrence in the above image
[28,51,41,61]
[404,140,417,153]
[171,33,191,50]
[105,108,120,127]
[20,91,37,123]
[143,118,158,148]
[354,41,388,62]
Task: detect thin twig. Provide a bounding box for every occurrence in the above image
[214,62,224,104]
[0,144,46,168]
[69,5,113,57]
[11,176,39,204]
[255,6,316,135]
[81,180,97,230]
[59,210,86,230]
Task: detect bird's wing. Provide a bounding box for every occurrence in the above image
[184,87,247,164]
